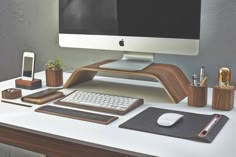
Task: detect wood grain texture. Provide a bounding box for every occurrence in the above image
[64,60,190,103]
[46,69,63,87]
[187,84,207,107]
[0,126,140,157]
[1,88,22,99]
[15,79,42,89]
[212,85,235,111]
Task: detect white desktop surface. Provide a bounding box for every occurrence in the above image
[0,72,236,157]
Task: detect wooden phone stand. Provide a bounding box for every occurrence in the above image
[63,60,190,103]
[15,78,42,90]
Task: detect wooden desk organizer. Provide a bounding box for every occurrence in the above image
[15,79,42,90]
[2,88,22,99]
[187,84,208,107]
[212,85,235,111]
[64,60,190,104]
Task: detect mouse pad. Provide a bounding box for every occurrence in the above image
[119,107,228,143]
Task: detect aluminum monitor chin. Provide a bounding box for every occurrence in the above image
[59,0,201,70]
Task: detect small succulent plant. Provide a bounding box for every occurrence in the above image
[45,59,63,71]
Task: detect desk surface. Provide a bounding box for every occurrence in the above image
[0,72,236,157]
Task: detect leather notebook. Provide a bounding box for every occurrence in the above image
[21,89,64,104]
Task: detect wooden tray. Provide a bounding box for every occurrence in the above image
[35,105,118,125]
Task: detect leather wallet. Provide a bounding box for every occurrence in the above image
[21,89,64,104]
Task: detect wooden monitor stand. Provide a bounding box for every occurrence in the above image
[64,60,190,103]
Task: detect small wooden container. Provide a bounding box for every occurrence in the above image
[188,84,208,107]
[2,88,22,99]
[212,85,234,111]
[46,69,63,87]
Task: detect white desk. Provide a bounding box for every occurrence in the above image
[0,72,235,157]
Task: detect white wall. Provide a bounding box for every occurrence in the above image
[0,0,236,86]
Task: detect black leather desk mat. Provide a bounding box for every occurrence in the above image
[35,105,118,125]
[119,107,228,143]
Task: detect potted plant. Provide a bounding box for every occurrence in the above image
[45,59,63,87]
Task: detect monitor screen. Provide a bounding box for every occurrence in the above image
[59,0,201,70]
[60,0,200,39]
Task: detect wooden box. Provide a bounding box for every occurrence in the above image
[2,88,22,99]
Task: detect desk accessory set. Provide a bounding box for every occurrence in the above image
[2,54,65,106]
[0,59,234,130]
[212,67,235,111]
[187,66,234,111]
[15,57,64,89]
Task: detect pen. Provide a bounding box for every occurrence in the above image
[200,66,205,82]
[192,74,198,86]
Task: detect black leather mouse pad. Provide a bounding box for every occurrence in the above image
[119,107,228,143]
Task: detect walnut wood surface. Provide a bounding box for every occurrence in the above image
[46,69,63,87]
[2,88,22,99]
[15,79,42,89]
[0,126,139,157]
[64,60,190,103]
[188,84,207,107]
[212,85,235,111]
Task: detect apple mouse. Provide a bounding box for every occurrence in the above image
[157,113,184,127]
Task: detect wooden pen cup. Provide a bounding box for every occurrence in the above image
[188,84,208,107]
[212,85,235,111]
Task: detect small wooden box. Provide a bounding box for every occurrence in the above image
[2,88,22,99]
[212,85,235,111]
[188,84,208,107]
[15,79,42,90]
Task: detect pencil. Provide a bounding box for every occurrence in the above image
[200,76,208,86]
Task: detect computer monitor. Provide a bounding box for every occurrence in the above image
[59,0,201,71]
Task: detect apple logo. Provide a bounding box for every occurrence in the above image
[119,39,124,46]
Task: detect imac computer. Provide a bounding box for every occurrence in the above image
[59,0,201,71]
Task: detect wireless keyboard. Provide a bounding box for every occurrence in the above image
[54,90,144,115]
